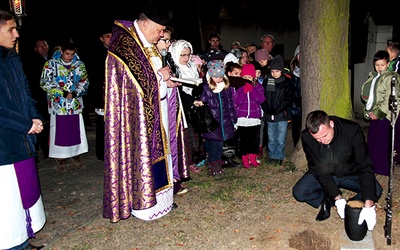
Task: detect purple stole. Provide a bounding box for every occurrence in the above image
[14,157,40,237]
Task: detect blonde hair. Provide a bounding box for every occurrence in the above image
[206,73,230,91]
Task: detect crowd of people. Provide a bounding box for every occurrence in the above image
[1,3,400,248]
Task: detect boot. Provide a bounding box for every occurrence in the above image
[56,158,67,172]
[70,155,86,169]
[207,161,217,177]
[215,160,224,176]
[249,154,260,167]
[258,146,263,158]
[316,196,332,221]
[242,155,251,169]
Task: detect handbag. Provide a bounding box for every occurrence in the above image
[190,103,219,133]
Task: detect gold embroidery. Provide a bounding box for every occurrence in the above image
[144,46,160,58]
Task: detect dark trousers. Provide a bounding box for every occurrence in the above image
[291,115,302,147]
[292,172,383,208]
[36,120,50,158]
[237,125,260,155]
[205,140,223,162]
[95,114,104,161]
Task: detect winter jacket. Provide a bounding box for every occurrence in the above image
[0,47,42,165]
[40,50,90,115]
[361,70,400,121]
[301,116,379,202]
[233,82,265,119]
[261,75,293,122]
[200,78,237,141]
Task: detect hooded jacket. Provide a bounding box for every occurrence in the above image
[40,50,89,115]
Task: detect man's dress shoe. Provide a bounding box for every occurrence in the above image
[315,198,331,221]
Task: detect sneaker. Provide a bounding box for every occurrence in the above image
[177,187,188,195]
[196,159,206,167]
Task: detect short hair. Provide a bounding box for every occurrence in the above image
[208,33,221,41]
[225,61,242,74]
[0,10,15,26]
[164,26,174,35]
[386,41,400,53]
[260,34,275,44]
[138,12,148,22]
[305,110,330,134]
[34,37,48,46]
[61,42,77,52]
[245,43,258,49]
[373,50,390,64]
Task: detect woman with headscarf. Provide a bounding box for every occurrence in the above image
[169,40,204,181]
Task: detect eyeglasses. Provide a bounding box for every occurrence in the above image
[180,53,192,58]
[160,38,171,44]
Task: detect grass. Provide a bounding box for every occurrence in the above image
[186,156,299,206]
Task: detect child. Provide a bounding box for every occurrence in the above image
[361,50,400,176]
[233,64,266,168]
[225,61,242,77]
[261,55,293,165]
[197,60,237,176]
[254,49,270,80]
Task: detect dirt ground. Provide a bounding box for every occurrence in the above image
[30,121,400,250]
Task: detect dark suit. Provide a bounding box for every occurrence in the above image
[292,116,383,208]
[88,44,108,161]
[23,51,50,158]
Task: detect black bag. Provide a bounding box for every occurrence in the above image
[190,104,219,133]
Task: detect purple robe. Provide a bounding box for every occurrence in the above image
[103,20,188,222]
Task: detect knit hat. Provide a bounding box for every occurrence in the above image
[270,55,284,71]
[206,49,224,62]
[191,54,202,66]
[241,64,256,78]
[254,49,270,62]
[207,60,225,77]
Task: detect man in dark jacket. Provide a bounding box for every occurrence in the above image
[22,37,50,160]
[0,10,46,250]
[292,110,382,231]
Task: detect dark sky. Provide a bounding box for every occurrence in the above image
[3,0,393,66]
[3,0,203,58]
[4,0,301,55]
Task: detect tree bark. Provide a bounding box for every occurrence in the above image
[289,0,352,171]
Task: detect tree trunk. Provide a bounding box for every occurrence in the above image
[289,0,352,171]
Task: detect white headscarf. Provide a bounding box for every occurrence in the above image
[169,40,199,95]
[223,53,239,64]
